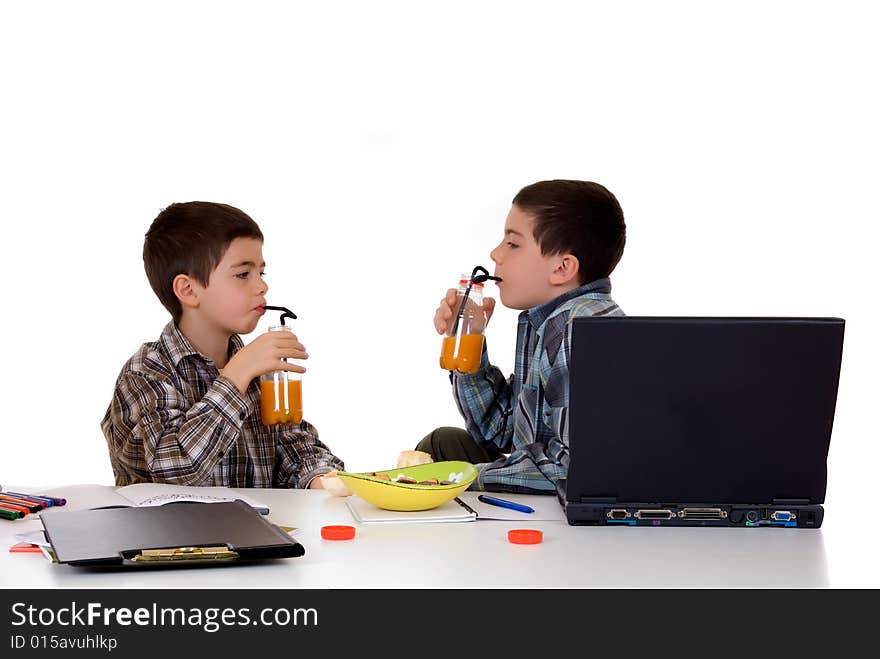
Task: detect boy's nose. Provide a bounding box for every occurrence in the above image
[490,244,501,264]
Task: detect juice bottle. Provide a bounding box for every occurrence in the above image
[440,275,487,374]
[259,324,303,425]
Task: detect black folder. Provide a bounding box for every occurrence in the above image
[40,500,304,567]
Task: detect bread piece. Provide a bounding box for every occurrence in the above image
[317,470,352,497]
[396,450,434,468]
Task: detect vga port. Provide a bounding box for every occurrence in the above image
[607,509,630,520]
[770,510,796,522]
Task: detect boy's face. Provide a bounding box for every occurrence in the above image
[192,237,269,335]
[490,205,574,310]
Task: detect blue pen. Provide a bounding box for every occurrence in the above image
[477,494,534,514]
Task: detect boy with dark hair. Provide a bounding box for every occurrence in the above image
[419,180,626,493]
[101,201,343,488]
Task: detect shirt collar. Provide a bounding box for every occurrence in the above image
[521,277,613,329]
[160,321,245,368]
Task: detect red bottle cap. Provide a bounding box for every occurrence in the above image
[507,528,543,545]
[321,525,356,541]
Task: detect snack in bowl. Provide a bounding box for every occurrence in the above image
[335,461,478,511]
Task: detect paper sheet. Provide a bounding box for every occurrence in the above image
[457,492,567,521]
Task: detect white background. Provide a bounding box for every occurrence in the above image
[1,2,877,580]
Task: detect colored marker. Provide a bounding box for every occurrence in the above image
[0,495,42,513]
[0,503,28,518]
[477,494,535,514]
[0,507,24,520]
[37,495,67,506]
[4,492,55,507]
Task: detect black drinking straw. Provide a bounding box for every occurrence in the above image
[264,305,298,325]
[450,266,502,337]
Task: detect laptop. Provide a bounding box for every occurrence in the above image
[561,316,844,528]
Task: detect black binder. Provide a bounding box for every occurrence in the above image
[40,500,304,567]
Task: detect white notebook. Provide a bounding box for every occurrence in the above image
[34,483,271,515]
[345,496,477,524]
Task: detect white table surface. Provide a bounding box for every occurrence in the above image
[1,487,877,588]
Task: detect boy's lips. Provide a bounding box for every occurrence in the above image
[255,305,266,315]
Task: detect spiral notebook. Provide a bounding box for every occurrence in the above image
[345,496,477,524]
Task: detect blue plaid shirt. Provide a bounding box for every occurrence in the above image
[452,278,624,493]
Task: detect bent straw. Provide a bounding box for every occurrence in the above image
[449,266,502,338]
[264,305,298,325]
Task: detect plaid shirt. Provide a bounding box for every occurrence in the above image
[101,321,343,488]
[453,278,624,493]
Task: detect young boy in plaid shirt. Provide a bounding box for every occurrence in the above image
[102,201,343,488]
[419,180,626,494]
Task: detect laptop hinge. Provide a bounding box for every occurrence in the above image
[578,497,617,504]
[772,498,810,506]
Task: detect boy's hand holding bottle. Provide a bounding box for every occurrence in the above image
[220,305,306,427]
[436,267,501,374]
[220,329,307,395]
[434,288,496,335]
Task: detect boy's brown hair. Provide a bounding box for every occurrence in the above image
[143,201,264,322]
[513,180,626,285]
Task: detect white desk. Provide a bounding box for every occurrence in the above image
[1,488,876,588]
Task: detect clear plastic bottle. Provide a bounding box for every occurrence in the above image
[259,325,303,426]
[439,275,487,374]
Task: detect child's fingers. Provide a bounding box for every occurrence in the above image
[483,296,496,320]
[283,347,308,361]
[435,289,457,334]
[434,309,447,334]
[269,333,306,354]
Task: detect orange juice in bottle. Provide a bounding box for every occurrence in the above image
[260,375,303,425]
[440,274,488,374]
[259,322,303,426]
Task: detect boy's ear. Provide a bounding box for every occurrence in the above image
[550,254,580,286]
[172,274,200,310]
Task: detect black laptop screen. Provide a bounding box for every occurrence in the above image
[566,317,844,505]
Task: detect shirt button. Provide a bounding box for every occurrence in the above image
[239,411,247,420]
